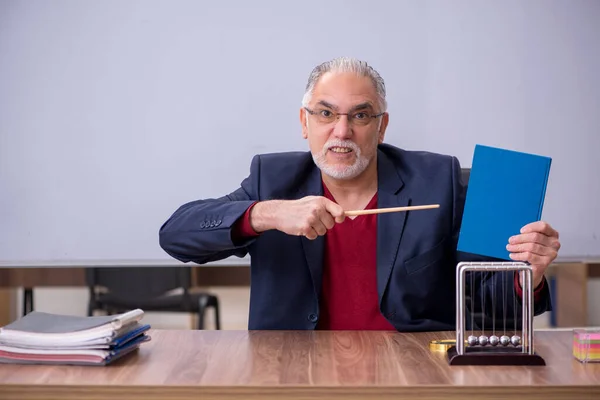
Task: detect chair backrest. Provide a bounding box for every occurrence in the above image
[461,168,471,187]
[86,266,192,300]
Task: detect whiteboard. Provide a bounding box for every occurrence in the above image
[1,0,599,264]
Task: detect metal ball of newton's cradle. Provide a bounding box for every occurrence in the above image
[500,335,511,346]
[489,335,500,346]
[467,335,478,346]
[478,335,489,346]
[511,335,521,346]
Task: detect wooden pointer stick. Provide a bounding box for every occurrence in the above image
[344,204,440,217]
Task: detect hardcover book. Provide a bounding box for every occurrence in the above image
[457,144,552,260]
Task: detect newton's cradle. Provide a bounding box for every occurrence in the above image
[446,262,545,366]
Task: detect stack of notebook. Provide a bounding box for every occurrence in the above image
[0,309,150,366]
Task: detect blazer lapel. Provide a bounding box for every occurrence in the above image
[297,164,325,300]
[376,150,410,305]
[301,235,325,299]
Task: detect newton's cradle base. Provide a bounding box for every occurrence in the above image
[447,345,546,366]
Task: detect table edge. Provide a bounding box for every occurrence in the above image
[1,383,599,400]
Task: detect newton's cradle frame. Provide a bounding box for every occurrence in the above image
[447,262,546,366]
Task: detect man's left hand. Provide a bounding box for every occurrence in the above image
[506,221,561,288]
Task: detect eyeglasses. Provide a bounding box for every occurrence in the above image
[304,107,384,127]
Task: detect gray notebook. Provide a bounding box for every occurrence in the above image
[1,309,143,334]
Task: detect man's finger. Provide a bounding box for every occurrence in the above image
[520,221,558,237]
[506,242,556,257]
[508,232,553,247]
[509,251,546,266]
[311,219,328,236]
[322,198,345,223]
[304,226,319,240]
[320,212,336,230]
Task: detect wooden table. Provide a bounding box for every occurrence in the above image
[0,330,598,400]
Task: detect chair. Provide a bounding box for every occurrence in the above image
[86,266,220,330]
[461,168,470,187]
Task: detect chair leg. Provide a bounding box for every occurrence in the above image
[87,289,96,316]
[197,296,208,330]
[213,297,221,330]
[197,308,205,330]
[23,288,34,316]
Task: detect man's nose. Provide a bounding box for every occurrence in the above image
[332,114,352,139]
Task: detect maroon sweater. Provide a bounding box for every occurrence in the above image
[316,184,395,330]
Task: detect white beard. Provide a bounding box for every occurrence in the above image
[312,139,371,180]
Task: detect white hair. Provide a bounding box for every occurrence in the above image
[301,57,387,112]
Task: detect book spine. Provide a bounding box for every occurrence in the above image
[537,158,552,219]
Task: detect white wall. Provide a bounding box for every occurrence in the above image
[0,0,599,264]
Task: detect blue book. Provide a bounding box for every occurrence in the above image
[457,144,552,260]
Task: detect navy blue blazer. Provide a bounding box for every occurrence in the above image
[159,144,551,331]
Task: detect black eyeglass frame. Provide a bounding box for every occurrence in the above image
[303,107,385,125]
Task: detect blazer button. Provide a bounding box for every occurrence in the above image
[209,221,216,227]
[216,219,222,226]
[200,222,206,228]
[308,313,318,323]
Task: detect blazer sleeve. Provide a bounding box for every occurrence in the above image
[449,156,552,327]
[158,155,261,264]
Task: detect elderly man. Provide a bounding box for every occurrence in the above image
[159,57,560,331]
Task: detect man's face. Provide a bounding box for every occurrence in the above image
[300,72,388,180]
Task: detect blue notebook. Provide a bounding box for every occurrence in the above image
[457,144,552,260]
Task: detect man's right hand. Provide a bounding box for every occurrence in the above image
[249,196,345,239]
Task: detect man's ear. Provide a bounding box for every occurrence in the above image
[300,108,309,139]
[378,112,389,143]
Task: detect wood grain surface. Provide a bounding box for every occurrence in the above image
[0,330,598,400]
